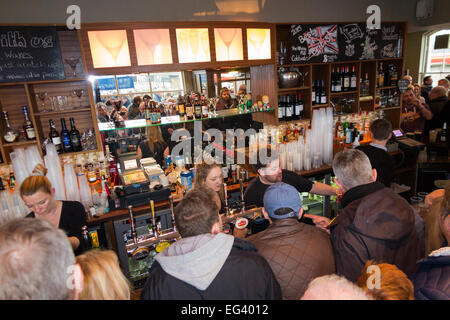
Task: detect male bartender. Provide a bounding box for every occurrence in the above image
[244,148,339,228]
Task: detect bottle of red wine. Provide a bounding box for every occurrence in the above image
[69,117,82,152]
[49,119,63,154]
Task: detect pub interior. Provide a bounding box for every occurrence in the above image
[0,0,449,303]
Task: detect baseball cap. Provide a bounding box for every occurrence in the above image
[263,182,302,219]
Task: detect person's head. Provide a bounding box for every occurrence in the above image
[76,249,131,300]
[20,164,57,216]
[263,182,303,221]
[113,100,123,112]
[194,162,223,194]
[429,86,448,101]
[437,78,449,91]
[423,75,433,87]
[370,119,392,142]
[0,218,83,299]
[403,75,413,85]
[237,84,247,95]
[301,274,373,300]
[332,149,376,192]
[220,87,231,100]
[412,83,422,98]
[145,126,164,153]
[357,260,414,300]
[402,88,416,105]
[174,187,222,238]
[254,148,282,185]
[96,102,107,117]
[133,96,142,106]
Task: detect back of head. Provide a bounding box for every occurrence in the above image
[357,260,414,300]
[174,187,219,238]
[19,164,51,198]
[76,249,130,300]
[370,119,392,141]
[438,78,450,89]
[0,218,75,300]
[263,182,302,220]
[332,149,373,191]
[430,86,447,100]
[301,274,373,300]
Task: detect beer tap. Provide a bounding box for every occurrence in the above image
[169,195,176,232]
[223,182,229,217]
[128,205,138,245]
[239,178,246,215]
[150,200,159,239]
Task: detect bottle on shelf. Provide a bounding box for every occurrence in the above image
[360,73,370,96]
[389,64,398,86]
[49,119,63,154]
[343,66,350,92]
[320,80,327,104]
[312,81,317,106]
[335,68,342,93]
[60,118,72,153]
[377,62,384,88]
[350,66,357,91]
[185,95,194,120]
[2,111,19,143]
[177,95,185,120]
[278,95,285,121]
[295,93,304,120]
[69,117,82,152]
[331,68,336,93]
[9,164,16,190]
[194,95,202,120]
[22,106,36,140]
[315,80,321,105]
[201,95,209,118]
[285,95,293,121]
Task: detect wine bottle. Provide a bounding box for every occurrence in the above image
[340,66,346,92]
[331,68,335,93]
[287,95,294,121]
[343,66,350,92]
[312,81,316,106]
[69,117,82,152]
[49,119,63,154]
[194,96,202,120]
[315,80,321,105]
[22,106,36,140]
[60,118,72,153]
[295,93,304,120]
[278,95,285,121]
[440,122,447,143]
[185,95,194,120]
[320,80,327,104]
[177,95,185,119]
[2,111,18,143]
[335,68,342,92]
[350,66,357,91]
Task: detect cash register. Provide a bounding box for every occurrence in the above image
[390,129,425,152]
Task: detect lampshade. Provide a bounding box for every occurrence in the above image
[247,28,271,60]
[87,30,131,68]
[214,28,243,61]
[134,29,172,65]
[176,28,211,63]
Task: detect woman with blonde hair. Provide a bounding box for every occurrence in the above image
[194,161,225,212]
[76,249,131,300]
[137,126,169,167]
[20,164,86,253]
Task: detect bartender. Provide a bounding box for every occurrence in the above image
[215,87,236,111]
[20,164,87,255]
[137,126,169,168]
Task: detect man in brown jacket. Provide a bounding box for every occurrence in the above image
[246,182,335,300]
[326,149,424,282]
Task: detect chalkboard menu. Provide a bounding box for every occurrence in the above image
[0,26,65,83]
[290,23,403,64]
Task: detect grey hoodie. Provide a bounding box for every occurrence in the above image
[155,233,235,291]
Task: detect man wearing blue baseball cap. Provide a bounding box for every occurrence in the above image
[247,182,335,300]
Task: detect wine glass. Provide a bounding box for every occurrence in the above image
[188,29,200,62]
[64,57,80,77]
[138,30,161,64]
[217,28,238,60]
[35,92,49,112]
[96,31,126,65]
[72,89,85,109]
[298,71,304,87]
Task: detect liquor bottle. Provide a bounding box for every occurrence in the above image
[320,80,327,104]
[60,118,72,153]
[311,81,316,106]
[144,98,151,121]
[2,111,18,143]
[361,73,370,96]
[69,117,82,152]
[278,95,285,121]
[295,93,304,120]
[340,66,346,92]
[22,106,36,140]
[285,95,293,121]
[331,68,336,93]
[385,64,392,87]
[155,103,162,124]
[343,66,350,92]
[185,95,194,120]
[335,68,342,93]
[315,80,321,105]
[390,64,398,86]
[94,80,102,103]
[48,119,63,154]
[194,96,202,120]
[150,101,158,124]
[440,122,447,143]
[201,96,209,118]
[350,66,357,91]
[9,164,16,189]
[80,226,93,252]
[177,95,185,119]
[377,62,384,88]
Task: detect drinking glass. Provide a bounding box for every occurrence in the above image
[36,92,50,112]
[72,89,85,109]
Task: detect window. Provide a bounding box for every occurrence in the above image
[92,72,184,104]
[419,29,450,85]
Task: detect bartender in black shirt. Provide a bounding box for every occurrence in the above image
[244,148,339,229]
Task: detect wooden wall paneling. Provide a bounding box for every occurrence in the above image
[24,84,43,155]
[57,30,85,80]
[250,64,276,124]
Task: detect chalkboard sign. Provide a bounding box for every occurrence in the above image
[290,24,339,63]
[0,26,65,83]
[290,23,403,64]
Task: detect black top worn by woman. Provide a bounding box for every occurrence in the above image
[26,200,87,255]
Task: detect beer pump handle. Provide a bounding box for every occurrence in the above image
[169,195,176,231]
[150,200,158,238]
[223,182,229,216]
[128,205,137,244]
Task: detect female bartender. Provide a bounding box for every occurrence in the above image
[137,126,169,168]
[193,162,225,212]
[20,164,87,254]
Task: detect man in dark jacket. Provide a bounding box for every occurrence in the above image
[140,187,281,300]
[324,149,424,282]
[427,86,450,131]
[247,182,335,300]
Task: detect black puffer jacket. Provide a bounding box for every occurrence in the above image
[141,235,282,300]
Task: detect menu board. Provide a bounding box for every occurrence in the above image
[290,23,403,63]
[0,26,65,83]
